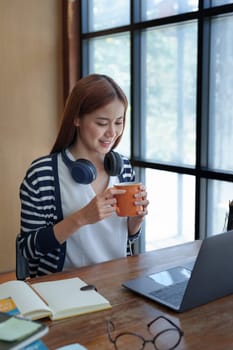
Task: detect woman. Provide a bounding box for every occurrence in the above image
[19,74,149,278]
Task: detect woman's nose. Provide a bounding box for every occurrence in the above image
[105,125,115,137]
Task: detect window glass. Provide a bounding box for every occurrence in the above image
[208,0,233,7]
[80,0,233,252]
[207,180,233,235]
[143,21,197,166]
[86,0,130,32]
[141,0,198,21]
[208,14,233,171]
[145,169,195,251]
[84,34,130,156]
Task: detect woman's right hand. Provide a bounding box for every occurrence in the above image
[54,188,125,244]
[78,188,125,224]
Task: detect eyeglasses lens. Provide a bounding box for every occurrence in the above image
[115,334,144,350]
[150,317,181,350]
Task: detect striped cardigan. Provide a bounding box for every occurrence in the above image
[19,152,138,278]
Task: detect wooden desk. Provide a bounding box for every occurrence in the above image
[2,240,233,350]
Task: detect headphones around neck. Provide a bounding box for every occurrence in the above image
[61,150,124,184]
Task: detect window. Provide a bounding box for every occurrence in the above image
[69,0,233,252]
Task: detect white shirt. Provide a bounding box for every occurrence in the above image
[58,151,128,269]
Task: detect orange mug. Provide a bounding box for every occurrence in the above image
[114,182,143,217]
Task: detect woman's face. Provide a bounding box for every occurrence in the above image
[75,99,125,156]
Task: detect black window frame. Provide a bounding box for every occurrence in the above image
[62,0,233,246]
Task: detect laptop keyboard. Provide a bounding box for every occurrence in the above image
[149,281,188,308]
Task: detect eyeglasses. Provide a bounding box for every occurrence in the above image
[107,315,184,350]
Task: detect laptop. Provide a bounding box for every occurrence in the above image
[122,230,233,312]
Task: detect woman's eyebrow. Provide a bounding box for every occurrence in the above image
[96,116,124,120]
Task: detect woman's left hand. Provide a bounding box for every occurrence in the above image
[128,184,149,236]
[134,184,149,217]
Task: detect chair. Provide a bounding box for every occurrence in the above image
[16,234,29,280]
[227,200,233,231]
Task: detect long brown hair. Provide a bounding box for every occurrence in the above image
[50,74,128,154]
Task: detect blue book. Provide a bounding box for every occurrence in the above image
[0,312,48,350]
[24,340,49,350]
[0,297,20,316]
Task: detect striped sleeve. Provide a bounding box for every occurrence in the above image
[19,155,63,277]
[119,155,135,182]
[118,155,141,254]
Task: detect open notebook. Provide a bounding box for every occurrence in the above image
[0,277,111,321]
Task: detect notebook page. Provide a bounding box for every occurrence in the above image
[0,281,52,320]
[33,277,111,320]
